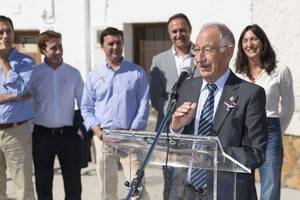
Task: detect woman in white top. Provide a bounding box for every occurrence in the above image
[235,24,294,200]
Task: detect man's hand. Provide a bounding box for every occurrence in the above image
[0,92,32,104]
[14,92,32,101]
[0,40,11,76]
[92,125,118,145]
[92,125,103,140]
[170,102,197,132]
[0,40,10,58]
[21,92,32,100]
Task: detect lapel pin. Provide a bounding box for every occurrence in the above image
[224,96,238,111]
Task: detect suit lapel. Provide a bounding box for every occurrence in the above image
[182,77,202,135]
[213,72,239,135]
[191,78,202,124]
[166,49,178,79]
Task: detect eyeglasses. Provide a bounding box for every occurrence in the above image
[194,45,230,55]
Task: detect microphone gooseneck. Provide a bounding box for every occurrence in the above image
[170,67,192,100]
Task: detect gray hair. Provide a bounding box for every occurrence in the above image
[201,22,235,47]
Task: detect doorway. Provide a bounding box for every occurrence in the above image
[14,30,41,64]
[132,23,171,74]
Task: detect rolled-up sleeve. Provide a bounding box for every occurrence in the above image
[279,66,295,133]
[81,73,101,130]
[131,69,150,130]
[4,58,34,96]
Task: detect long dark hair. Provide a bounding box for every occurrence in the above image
[235,24,276,76]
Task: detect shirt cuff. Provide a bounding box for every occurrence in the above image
[4,70,18,85]
[169,126,184,134]
[131,120,147,130]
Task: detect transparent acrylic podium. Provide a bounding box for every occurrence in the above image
[100,129,250,200]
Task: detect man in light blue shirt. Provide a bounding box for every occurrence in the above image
[81,27,149,199]
[30,30,84,200]
[0,15,35,200]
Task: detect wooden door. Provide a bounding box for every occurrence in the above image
[133,23,171,74]
[14,30,41,64]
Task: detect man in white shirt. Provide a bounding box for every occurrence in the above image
[150,13,195,131]
[149,13,195,199]
[30,30,84,200]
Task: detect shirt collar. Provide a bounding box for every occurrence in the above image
[8,48,17,60]
[44,58,64,70]
[105,57,123,71]
[171,43,194,57]
[201,68,231,92]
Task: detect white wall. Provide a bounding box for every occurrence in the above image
[1,0,251,77]
[4,0,298,135]
[0,0,89,78]
[252,0,300,135]
[89,0,251,69]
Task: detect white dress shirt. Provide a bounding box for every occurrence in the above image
[236,63,294,133]
[193,68,230,135]
[185,68,230,181]
[30,62,84,128]
[171,45,194,75]
[170,68,230,136]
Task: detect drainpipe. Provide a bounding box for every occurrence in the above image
[41,0,55,24]
[84,0,91,78]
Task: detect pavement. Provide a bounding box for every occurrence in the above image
[6,160,300,199]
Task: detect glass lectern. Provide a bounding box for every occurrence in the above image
[100,129,250,200]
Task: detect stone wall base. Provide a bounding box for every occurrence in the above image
[256,134,300,189]
[282,135,300,189]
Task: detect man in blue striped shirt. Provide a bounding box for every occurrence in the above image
[0,15,35,200]
[81,27,150,199]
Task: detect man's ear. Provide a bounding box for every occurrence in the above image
[41,48,47,55]
[225,46,234,61]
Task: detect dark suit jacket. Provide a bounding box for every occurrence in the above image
[73,110,93,168]
[176,71,268,200]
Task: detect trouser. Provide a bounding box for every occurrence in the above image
[0,122,35,200]
[32,125,82,200]
[258,117,283,200]
[180,183,212,200]
[93,135,150,200]
[163,166,174,199]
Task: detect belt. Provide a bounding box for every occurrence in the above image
[35,125,73,135]
[186,183,207,196]
[0,120,28,130]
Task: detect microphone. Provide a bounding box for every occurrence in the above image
[170,67,192,99]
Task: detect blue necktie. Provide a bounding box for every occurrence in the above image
[190,83,217,190]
